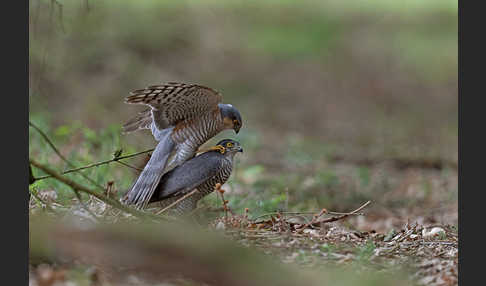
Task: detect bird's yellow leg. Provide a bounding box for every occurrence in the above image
[197,145,226,154]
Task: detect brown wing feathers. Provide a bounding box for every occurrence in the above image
[124,82,222,130]
[126,83,200,105]
[122,82,226,209]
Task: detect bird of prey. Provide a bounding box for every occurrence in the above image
[149,139,243,215]
[121,82,243,209]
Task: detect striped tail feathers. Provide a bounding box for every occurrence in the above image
[122,130,176,209]
[125,91,154,104]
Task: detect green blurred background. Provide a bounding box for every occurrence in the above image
[29,0,457,229]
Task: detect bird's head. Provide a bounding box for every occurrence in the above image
[203,139,243,155]
[219,104,242,134]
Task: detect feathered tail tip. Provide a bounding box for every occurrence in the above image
[122,109,152,134]
[122,133,176,209]
[121,187,153,210]
[123,170,162,209]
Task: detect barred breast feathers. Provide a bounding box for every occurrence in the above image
[168,111,224,168]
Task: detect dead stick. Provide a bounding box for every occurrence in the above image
[311,201,371,226]
[252,210,364,221]
[155,189,199,215]
[296,208,328,233]
[30,159,162,221]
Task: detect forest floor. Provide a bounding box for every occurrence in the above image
[29,159,458,286]
[28,208,458,286]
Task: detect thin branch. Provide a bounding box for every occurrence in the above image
[29,121,105,190]
[251,201,372,231]
[252,210,365,221]
[34,148,154,181]
[403,241,458,246]
[30,159,162,221]
[29,121,69,163]
[29,164,36,185]
[295,208,328,233]
[115,160,143,172]
[155,189,199,215]
[309,201,371,226]
[61,149,154,174]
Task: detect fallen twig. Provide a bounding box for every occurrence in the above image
[249,201,372,232]
[30,159,162,221]
[401,241,458,246]
[155,189,199,215]
[295,208,328,233]
[310,201,371,226]
[252,210,365,221]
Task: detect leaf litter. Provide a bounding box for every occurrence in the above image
[29,183,457,286]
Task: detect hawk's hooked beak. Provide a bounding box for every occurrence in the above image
[236,146,243,153]
[233,119,241,134]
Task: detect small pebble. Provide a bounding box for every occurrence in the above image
[216,221,225,230]
[422,227,445,239]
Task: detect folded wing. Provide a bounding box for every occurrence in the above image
[150,152,223,202]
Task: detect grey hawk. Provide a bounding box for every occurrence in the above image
[149,139,243,214]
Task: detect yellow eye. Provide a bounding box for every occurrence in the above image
[226,142,234,147]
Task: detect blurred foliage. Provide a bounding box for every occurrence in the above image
[29,0,457,163]
[30,215,413,286]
